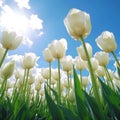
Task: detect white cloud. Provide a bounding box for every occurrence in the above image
[0,0,3,7]
[14,0,30,9]
[0,4,44,47]
[29,14,43,30]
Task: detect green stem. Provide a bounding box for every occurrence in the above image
[79,70,82,84]
[49,62,51,95]
[104,66,115,90]
[67,71,70,99]
[57,58,61,104]
[0,48,8,68]
[80,36,101,104]
[111,51,120,68]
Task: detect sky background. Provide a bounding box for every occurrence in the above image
[0,0,120,72]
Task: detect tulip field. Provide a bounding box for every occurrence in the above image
[0,8,120,120]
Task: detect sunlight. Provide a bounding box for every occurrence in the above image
[0,11,29,35]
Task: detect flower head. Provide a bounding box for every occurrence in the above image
[96,31,117,52]
[1,30,23,50]
[64,8,91,40]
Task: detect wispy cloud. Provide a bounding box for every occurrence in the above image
[14,0,30,9]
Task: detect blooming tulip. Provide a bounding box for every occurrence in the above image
[74,56,86,70]
[1,61,15,79]
[1,30,23,50]
[77,42,92,60]
[60,55,73,72]
[82,76,90,89]
[96,31,117,52]
[94,51,109,66]
[21,52,38,69]
[96,66,105,77]
[86,58,98,71]
[41,68,50,80]
[48,38,67,59]
[64,8,91,40]
[43,47,54,62]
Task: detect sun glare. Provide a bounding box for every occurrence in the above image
[0,8,29,35]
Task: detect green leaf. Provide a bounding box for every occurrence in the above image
[59,105,79,120]
[117,67,120,78]
[84,91,105,120]
[99,78,120,119]
[45,86,64,120]
[47,83,59,103]
[73,67,89,120]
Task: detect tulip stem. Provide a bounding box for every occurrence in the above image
[80,36,101,104]
[57,58,61,104]
[49,62,51,95]
[111,51,120,68]
[0,48,8,68]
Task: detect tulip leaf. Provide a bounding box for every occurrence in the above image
[47,83,59,103]
[73,67,89,120]
[84,91,105,120]
[45,86,64,120]
[99,78,120,119]
[117,67,120,78]
[59,105,80,120]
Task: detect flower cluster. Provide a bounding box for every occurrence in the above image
[0,8,120,120]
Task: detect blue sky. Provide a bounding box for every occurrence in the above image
[0,0,120,71]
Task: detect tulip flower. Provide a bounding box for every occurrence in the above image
[77,42,92,61]
[96,31,117,52]
[60,55,73,72]
[96,66,105,77]
[74,56,86,70]
[82,76,90,89]
[48,38,67,59]
[1,61,15,79]
[41,68,50,80]
[94,51,109,66]
[21,52,38,69]
[64,8,91,40]
[43,47,54,62]
[86,58,99,71]
[1,30,23,50]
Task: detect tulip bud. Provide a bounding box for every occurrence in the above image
[43,47,54,62]
[86,58,98,71]
[82,76,90,89]
[96,31,117,52]
[1,61,15,79]
[60,55,73,72]
[41,68,50,80]
[21,52,38,69]
[64,8,91,40]
[77,43,92,61]
[74,56,86,70]
[1,30,23,50]
[94,51,109,66]
[96,66,105,77]
[48,38,67,59]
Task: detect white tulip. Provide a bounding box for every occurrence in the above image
[41,68,50,80]
[21,52,38,69]
[1,61,15,79]
[48,38,67,59]
[43,47,54,62]
[64,8,91,40]
[77,42,92,60]
[82,76,90,89]
[86,58,98,71]
[96,31,117,52]
[94,51,109,66]
[74,56,86,70]
[1,30,23,50]
[60,55,73,72]
[96,66,105,77]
